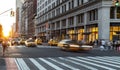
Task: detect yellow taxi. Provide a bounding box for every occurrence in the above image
[48,39,58,46]
[57,39,93,51]
[19,39,26,45]
[25,38,37,47]
[35,38,42,45]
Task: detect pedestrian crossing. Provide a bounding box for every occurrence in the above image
[15,45,58,48]
[14,56,120,70]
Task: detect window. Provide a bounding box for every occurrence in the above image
[56,0,60,5]
[52,2,55,8]
[110,7,115,19]
[62,19,66,27]
[117,7,120,19]
[77,13,84,24]
[48,0,51,4]
[77,0,80,6]
[110,7,120,19]
[68,17,74,26]
[69,2,71,10]
[71,0,74,8]
[45,1,47,6]
[81,0,84,4]
[56,21,60,28]
[48,13,51,19]
[45,8,47,13]
[88,9,98,21]
[52,10,55,17]
[62,4,66,13]
[56,8,60,15]
[48,6,51,11]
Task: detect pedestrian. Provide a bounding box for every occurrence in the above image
[117,40,120,51]
[101,39,106,50]
[2,39,8,56]
[107,41,112,50]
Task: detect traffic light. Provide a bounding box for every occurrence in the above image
[10,11,14,17]
[112,0,120,6]
[115,0,119,6]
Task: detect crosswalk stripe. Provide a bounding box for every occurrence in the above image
[87,57,120,65]
[14,56,120,70]
[77,57,120,68]
[39,58,64,70]
[58,57,98,70]
[29,58,47,70]
[96,57,120,63]
[48,58,80,70]
[15,58,30,70]
[37,46,58,48]
[68,57,116,70]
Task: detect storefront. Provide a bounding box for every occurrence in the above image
[110,23,120,41]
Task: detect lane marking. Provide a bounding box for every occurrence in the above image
[48,58,80,70]
[68,57,116,70]
[39,58,64,70]
[29,58,47,70]
[88,57,120,65]
[15,58,30,70]
[59,57,98,70]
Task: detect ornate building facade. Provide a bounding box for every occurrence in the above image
[35,0,120,42]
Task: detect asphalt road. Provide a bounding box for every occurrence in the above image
[0,45,120,58]
[0,45,120,70]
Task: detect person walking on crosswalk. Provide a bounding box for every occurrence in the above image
[2,39,8,56]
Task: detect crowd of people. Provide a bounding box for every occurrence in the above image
[92,39,120,51]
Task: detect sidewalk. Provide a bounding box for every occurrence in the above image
[5,58,18,70]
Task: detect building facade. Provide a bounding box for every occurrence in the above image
[20,0,37,38]
[16,0,25,38]
[36,0,120,43]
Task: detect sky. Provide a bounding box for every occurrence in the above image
[0,0,16,36]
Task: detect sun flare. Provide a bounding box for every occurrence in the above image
[3,26,11,37]
[3,30,10,37]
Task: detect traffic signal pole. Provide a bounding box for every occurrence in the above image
[0,8,13,16]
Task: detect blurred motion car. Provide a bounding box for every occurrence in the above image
[25,39,37,47]
[10,38,20,45]
[19,39,26,45]
[35,38,42,45]
[48,39,58,46]
[57,39,93,51]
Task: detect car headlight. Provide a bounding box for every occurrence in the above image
[70,44,80,47]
